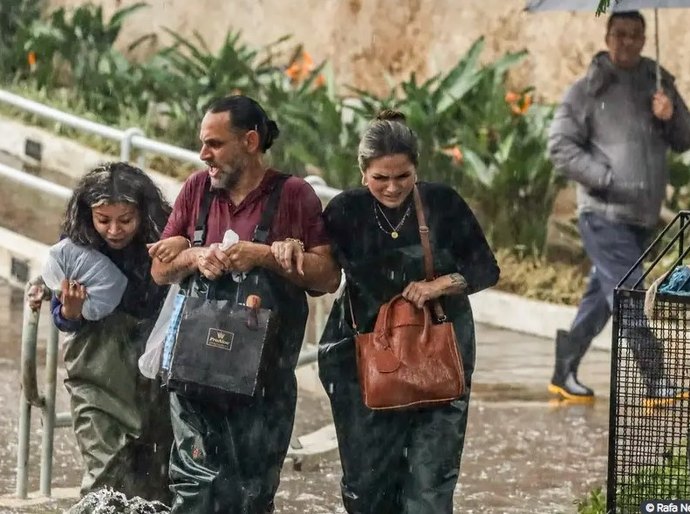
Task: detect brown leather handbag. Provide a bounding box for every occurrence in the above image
[350,186,465,410]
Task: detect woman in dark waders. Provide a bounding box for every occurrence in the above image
[317,111,500,513]
[47,162,183,503]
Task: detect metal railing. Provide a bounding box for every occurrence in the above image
[0,162,71,200]
[0,88,344,204]
[0,89,203,167]
[16,291,68,499]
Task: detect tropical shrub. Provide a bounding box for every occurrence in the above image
[0,3,561,257]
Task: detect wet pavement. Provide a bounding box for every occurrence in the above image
[0,279,612,513]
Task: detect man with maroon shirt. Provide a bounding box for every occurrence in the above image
[149,95,340,513]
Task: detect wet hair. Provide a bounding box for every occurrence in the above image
[206,95,280,153]
[607,11,645,35]
[61,162,171,248]
[357,109,419,172]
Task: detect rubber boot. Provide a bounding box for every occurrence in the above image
[548,330,595,402]
[642,378,690,409]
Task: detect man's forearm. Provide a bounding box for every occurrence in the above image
[151,247,203,285]
[258,246,341,293]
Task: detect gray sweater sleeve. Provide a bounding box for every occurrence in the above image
[548,83,612,190]
[662,83,690,153]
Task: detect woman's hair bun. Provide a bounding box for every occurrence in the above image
[375,109,407,123]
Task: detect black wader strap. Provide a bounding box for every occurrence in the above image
[252,174,290,243]
[193,177,214,247]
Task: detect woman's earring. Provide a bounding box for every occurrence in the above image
[361,176,368,186]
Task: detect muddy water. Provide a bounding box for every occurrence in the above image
[0,278,610,514]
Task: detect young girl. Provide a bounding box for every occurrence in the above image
[51,162,186,503]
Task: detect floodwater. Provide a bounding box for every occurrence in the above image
[0,278,611,514]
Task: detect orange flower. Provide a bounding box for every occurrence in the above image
[314,74,326,88]
[504,91,520,104]
[285,50,315,84]
[507,92,532,115]
[521,93,532,112]
[441,146,464,165]
[27,51,37,71]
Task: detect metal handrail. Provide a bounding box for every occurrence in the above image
[19,306,43,409]
[0,89,343,204]
[17,293,63,499]
[0,162,71,200]
[0,89,203,166]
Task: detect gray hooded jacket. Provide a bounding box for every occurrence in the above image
[548,52,690,228]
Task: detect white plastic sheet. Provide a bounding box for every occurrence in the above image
[138,284,180,379]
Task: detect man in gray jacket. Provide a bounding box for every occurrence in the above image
[548,10,690,402]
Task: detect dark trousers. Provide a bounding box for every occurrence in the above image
[327,377,470,514]
[168,376,297,514]
[64,313,172,504]
[570,212,664,387]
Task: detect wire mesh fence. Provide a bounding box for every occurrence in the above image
[608,212,690,513]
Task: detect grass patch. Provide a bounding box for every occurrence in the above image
[617,452,690,510]
[494,248,588,306]
[575,487,606,514]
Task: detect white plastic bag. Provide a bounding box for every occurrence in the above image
[138,283,180,379]
[42,238,128,321]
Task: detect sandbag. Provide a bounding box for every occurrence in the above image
[42,238,128,321]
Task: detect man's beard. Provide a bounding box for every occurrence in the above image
[210,163,242,191]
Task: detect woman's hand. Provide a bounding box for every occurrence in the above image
[402,280,444,309]
[60,279,86,320]
[197,247,230,280]
[402,274,467,309]
[270,239,305,276]
[148,236,191,263]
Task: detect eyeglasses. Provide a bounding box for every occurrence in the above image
[608,31,645,42]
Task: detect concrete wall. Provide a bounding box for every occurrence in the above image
[47,0,690,101]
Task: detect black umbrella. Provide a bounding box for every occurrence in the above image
[525,0,690,89]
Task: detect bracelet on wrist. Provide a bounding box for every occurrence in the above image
[285,238,305,252]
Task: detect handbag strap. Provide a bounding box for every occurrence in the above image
[412,185,447,321]
[347,185,446,332]
[347,288,359,334]
[412,185,434,282]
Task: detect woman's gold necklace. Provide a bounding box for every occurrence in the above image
[373,202,412,239]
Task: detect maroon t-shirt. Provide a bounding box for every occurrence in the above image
[161,169,329,249]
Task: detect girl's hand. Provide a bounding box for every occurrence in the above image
[147,236,191,263]
[402,280,444,309]
[60,279,87,320]
[26,281,49,312]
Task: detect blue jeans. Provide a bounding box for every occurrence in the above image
[570,212,664,389]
